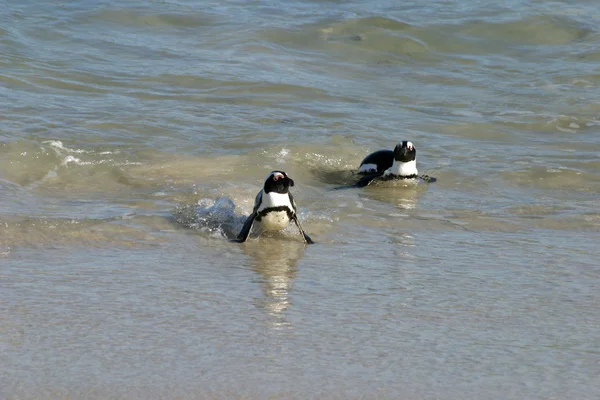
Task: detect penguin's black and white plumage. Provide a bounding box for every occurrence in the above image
[234,171,314,244]
[353,141,435,187]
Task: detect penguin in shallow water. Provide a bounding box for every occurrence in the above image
[233,171,314,244]
[352,141,436,187]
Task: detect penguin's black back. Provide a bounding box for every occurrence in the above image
[359,149,394,174]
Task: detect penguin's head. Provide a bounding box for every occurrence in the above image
[264,171,294,194]
[393,141,416,163]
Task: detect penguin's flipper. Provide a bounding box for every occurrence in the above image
[292,215,314,244]
[355,172,383,187]
[232,190,264,243]
[332,172,383,190]
[232,212,257,243]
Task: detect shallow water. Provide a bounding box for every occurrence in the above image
[1,0,600,398]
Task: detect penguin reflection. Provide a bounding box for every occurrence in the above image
[242,237,305,330]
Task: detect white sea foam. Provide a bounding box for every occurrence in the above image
[61,155,83,166]
[45,140,87,154]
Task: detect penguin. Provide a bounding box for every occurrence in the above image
[352,141,436,187]
[233,171,314,244]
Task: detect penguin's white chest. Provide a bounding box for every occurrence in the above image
[256,191,294,232]
[384,159,418,177]
[260,211,291,231]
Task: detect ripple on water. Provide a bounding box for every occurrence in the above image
[0,215,172,248]
[501,166,600,191]
[77,8,219,30]
[458,14,593,46]
[259,13,594,66]
[258,15,438,66]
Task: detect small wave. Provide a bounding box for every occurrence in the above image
[80,9,217,29]
[261,147,290,164]
[44,140,88,154]
[320,16,412,39]
[42,140,142,167]
[59,155,142,167]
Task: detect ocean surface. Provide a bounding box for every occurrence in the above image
[1,0,599,398]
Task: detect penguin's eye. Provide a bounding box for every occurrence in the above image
[273,173,284,181]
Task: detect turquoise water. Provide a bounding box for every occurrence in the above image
[2,0,600,398]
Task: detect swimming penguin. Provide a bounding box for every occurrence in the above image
[352,141,436,187]
[233,171,314,244]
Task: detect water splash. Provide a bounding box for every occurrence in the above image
[172,197,245,239]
